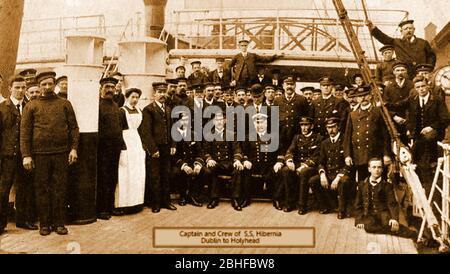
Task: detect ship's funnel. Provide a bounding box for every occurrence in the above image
[143,0,168,38]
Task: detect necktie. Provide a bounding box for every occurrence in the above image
[16,104,21,114]
[421,98,425,108]
[161,104,165,113]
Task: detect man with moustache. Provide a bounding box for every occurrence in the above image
[21,71,79,236]
[140,82,177,213]
[209,58,231,87]
[274,76,311,155]
[0,76,37,235]
[344,86,391,182]
[188,61,208,87]
[235,87,247,106]
[280,117,322,213]
[172,77,191,107]
[367,19,436,79]
[97,77,126,220]
[311,77,349,137]
[301,86,315,106]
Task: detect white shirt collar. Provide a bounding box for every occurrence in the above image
[420,92,430,105]
[266,99,273,106]
[330,132,341,143]
[369,176,382,186]
[322,94,332,100]
[351,104,360,112]
[155,100,164,110]
[124,101,136,110]
[10,96,23,107]
[396,78,405,88]
[360,103,372,111]
[215,129,224,135]
[205,98,214,105]
[409,36,416,43]
[178,127,187,136]
[285,94,294,101]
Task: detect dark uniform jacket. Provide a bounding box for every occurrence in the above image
[311,95,349,137]
[139,101,175,155]
[252,74,272,86]
[0,98,24,157]
[187,72,208,87]
[273,93,311,153]
[371,27,436,77]
[230,52,276,83]
[173,131,204,168]
[285,132,323,168]
[343,105,390,166]
[209,69,231,86]
[99,98,126,148]
[203,130,243,164]
[318,133,348,179]
[242,133,279,174]
[383,79,414,118]
[354,179,399,225]
[375,59,396,84]
[387,93,450,140]
[20,92,79,157]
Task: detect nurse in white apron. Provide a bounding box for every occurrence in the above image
[114,88,146,213]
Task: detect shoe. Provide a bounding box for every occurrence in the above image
[298,208,307,215]
[319,209,331,214]
[232,199,242,211]
[282,206,292,213]
[337,212,346,219]
[240,199,250,208]
[178,198,187,206]
[112,209,125,216]
[152,207,160,213]
[98,212,111,220]
[39,227,51,236]
[16,222,39,230]
[55,226,68,235]
[207,199,219,209]
[163,203,177,210]
[273,201,282,210]
[188,197,203,207]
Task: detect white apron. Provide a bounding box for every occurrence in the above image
[115,107,146,208]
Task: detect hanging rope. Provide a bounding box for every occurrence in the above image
[360,0,379,63]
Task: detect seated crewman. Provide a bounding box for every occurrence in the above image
[172,111,204,207]
[241,113,283,210]
[354,158,417,238]
[309,116,351,219]
[202,112,245,211]
[279,117,323,214]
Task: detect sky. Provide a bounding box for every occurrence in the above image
[22,0,449,37]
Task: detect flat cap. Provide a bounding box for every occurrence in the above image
[392,61,408,70]
[190,60,201,66]
[282,75,295,83]
[299,116,314,125]
[301,86,315,92]
[325,116,340,127]
[379,44,395,52]
[352,85,371,97]
[152,82,168,90]
[238,38,250,45]
[415,63,434,73]
[56,75,67,84]
[399,19,414,28]
[319,76,334,85]
[36,71,56,83]
[250,84,264,96]
[99,77,118,86]
[19,68,37,78]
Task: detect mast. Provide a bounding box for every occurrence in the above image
[332,0,449,252]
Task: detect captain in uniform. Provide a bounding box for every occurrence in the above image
[279,117,323,214]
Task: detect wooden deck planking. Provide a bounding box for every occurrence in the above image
[0,202,417,254]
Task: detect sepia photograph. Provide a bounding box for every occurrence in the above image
[0,0,449,261]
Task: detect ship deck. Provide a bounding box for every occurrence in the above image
[0,202,417,254]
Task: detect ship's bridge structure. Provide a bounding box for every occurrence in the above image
[16,1,408,83]
[163,7,408,81]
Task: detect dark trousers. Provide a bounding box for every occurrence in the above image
[242,167,278,201]
[147,145,171,207]
[310,174,351,212]
[278,166,316,208]
[204,161,242,199]
[360,211,416,238]
[0,156,35,228]
[172,165,204,200]
[97,144,121,214]
[34,153,68,227]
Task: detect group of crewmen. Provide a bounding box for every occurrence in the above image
[0,17,447,239]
